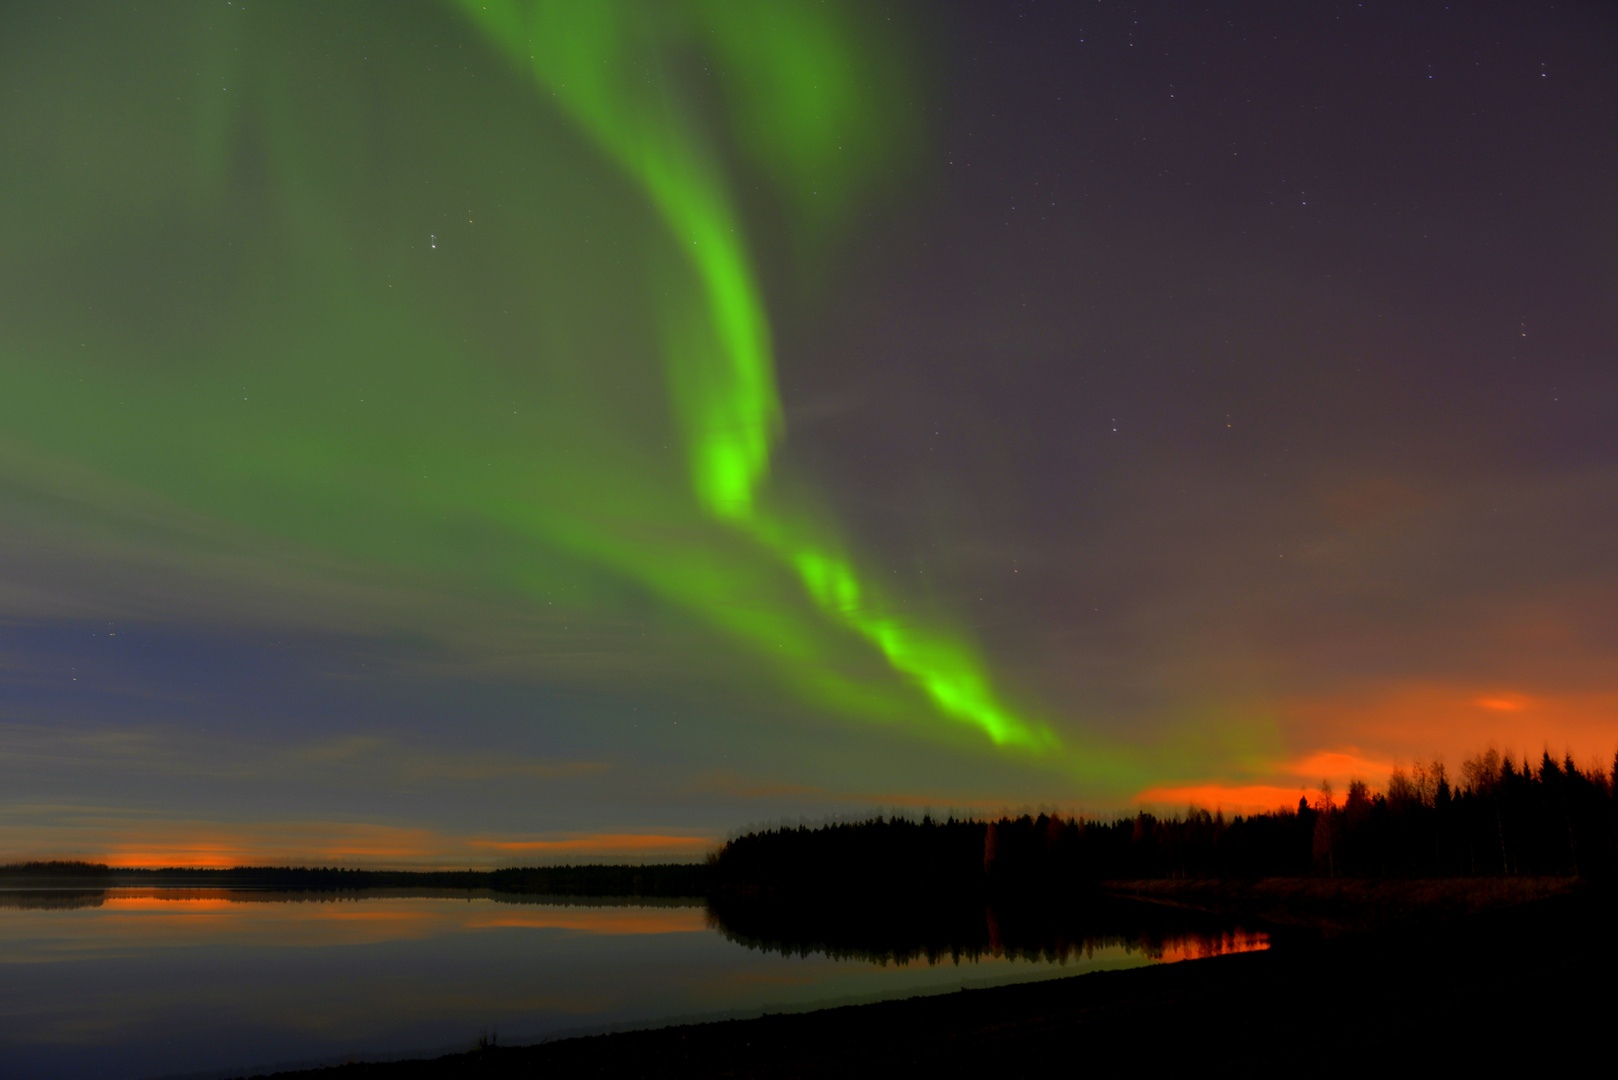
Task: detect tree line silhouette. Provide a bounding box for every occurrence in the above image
[710,748,1618,895]
[708,884,1265,966]
[5,747,1610,902]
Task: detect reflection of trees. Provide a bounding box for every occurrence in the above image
[706,888,1267,967]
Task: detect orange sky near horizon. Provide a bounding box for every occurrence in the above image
[0,820,721,871]
[1138,682,1618,814]
[2,679,1612,869]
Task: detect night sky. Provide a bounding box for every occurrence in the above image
[2,0,1614,867]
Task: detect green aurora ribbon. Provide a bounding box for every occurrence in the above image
[454,0,1059,752]
[0,2,1172,787]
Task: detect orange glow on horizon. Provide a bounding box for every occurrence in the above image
[1135,784,1311,815]
[97,839,447,870]
[1289,749,1395,782]
[89,892,706,935]
[4,820,716,871]
[9,681,1612,867]
[1142,683,1618,814]
[1282,683,1618,763]
[102,851,243,871]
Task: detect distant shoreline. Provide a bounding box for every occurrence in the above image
[0,861,708,898]
[1,861,1580,928]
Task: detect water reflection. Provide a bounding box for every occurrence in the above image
[0,887,1267,966]
[0,889,707,964]
[0,888,1265,1080]
[707,892,1268,966]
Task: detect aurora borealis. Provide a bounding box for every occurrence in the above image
[454,0,1061,756]
[2,1,1614,866]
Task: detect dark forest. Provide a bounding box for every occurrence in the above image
[711,748,1618,895]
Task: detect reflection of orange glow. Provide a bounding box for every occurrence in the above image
[93,892,704,935]
[104,891,244,912]
[471,834,713,855]
[1,892,707,960]
[1155,929,1269,963]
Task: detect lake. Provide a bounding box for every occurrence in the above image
[0,888,1266,1079]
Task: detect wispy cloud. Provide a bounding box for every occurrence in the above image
[684,770,824,800]
[292,736,610,782]
[469,833,713,856]
[0,721,607,786]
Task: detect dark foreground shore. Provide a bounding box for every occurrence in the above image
[249,883,1616,1077]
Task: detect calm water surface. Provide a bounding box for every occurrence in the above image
[0,889,1265,1079]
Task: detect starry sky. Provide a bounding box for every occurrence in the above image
[2,0,1614,867]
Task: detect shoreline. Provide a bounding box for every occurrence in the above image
[238,881,1611,1077]
[1101,874,1577,932]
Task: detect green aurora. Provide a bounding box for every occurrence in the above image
[0,0,1162,790]
[1,0,1611,857]
[455,0,1068,755]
